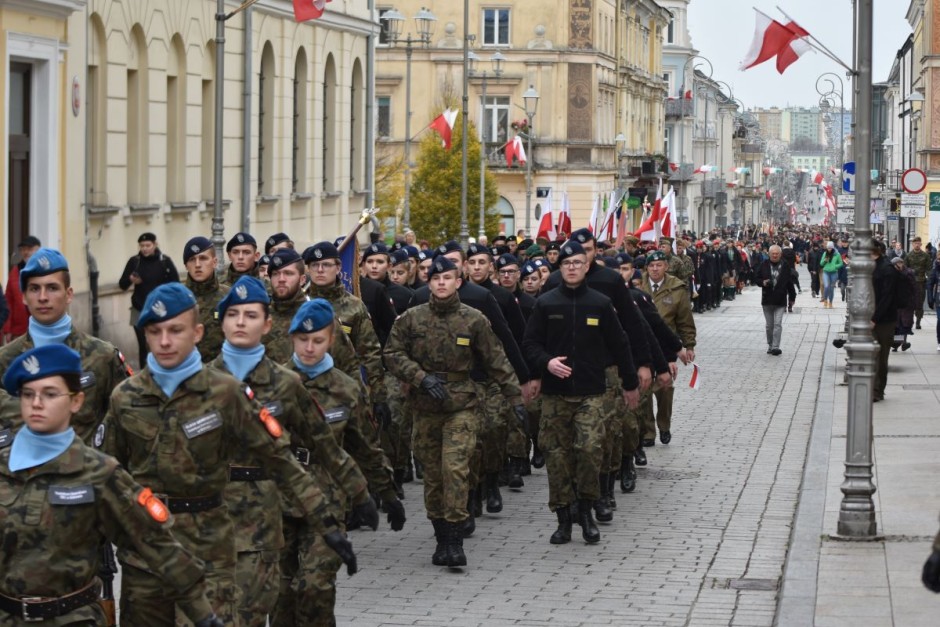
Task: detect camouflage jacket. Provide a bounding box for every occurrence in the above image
[384,293,522,413]
[99,365,336,571]
[209,355,369,528]
[308,282,387,403]
[224,263,259,286]
[907,249,932,283]
[0,436,213,622]
[289,363,397,503]
[0,329,132,444]
[667,254,694,283]
[186,274,230,362]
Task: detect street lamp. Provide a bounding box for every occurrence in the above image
[816,72,845,172]
[523,85,540,238]
[382,6,436,233]
[469,50,505,238]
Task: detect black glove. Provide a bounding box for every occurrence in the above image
[513,404,529,438]
[923,549,940,592]
[373,402,392,430]
[385,497,406,531]
[420,374,449,401]
[194,615,225,627]
[323,530,358,576]
[353,497,379,531]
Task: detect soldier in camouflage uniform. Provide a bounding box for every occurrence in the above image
[99,283,356,625]
[385,257,522,568]
[0,344,223,627]
[907,236,931,329]
[209,277,379,626]
[182,237,230,362]
[224,232,261,285]
[0,248,132,444]
[662,237,693,285]
[278,298,405,626]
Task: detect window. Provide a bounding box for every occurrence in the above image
[201,41,215,201]
[87,14,107,206]
[376,96,391,138]
[483,9,510,46]
[351,60,364,190]
[322,55,337,192]
[664,126,671,161]
[667,15,675,44]
[127,25,149,204]
[378,8,393,44]
[293,49,308,193]
[482,96,510,144]
[166,35,186,202]
[258,42,275,196]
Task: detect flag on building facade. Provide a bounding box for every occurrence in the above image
[293,0,332,22]
[739,8,812,74]
[505,134,527,166]
[429,109,458,150]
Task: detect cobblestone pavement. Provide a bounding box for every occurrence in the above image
[336,277,835,627]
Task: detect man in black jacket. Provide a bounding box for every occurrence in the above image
[807,241,823,298]
[758,245,796,356]
[872,240,899,402]
[118,232,179,366]
[524,241,638,546]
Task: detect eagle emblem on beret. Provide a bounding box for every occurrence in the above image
[273,257,283,267]
[438,245,447,254]
[371,245,378,253]
[23,355,40,375]
[237,234,245,243]
[314,249,323,259]
[302,318,314,331]
[564,246,573,255]
[38,256,51,270]
[190,244,200,253]
[576,234,586,243]
[434,261,444,272]
[152,300,168,318]
[235,285,248,300]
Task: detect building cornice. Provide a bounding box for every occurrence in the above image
[255,0,377,37]
[0,0,86,20]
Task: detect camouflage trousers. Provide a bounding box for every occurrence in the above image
[642,380,674,439]
[600,367,630,473]
[468,382,503,490]
[622,387,650,455]
[382,373,413,472]
[414,408,480,523]
[235,549,280,627]
[526,395,542,455]
[539,394,606,511]
[119,562,236,627]
[272,516,342,627]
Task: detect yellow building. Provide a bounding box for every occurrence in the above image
[375,0,670,237]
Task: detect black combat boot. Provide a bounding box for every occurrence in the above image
[461,505,475,538]
[471,483,484,518]
[431,519,447,566]
[402,463,414,483]
[578,498,601,544]
[508,457,525,489]
[393,469,406,500]
[413,458,423,480]
[485,473,503,513]
[634,447,648,466]
[620,456,637,493]
[531,445,545,469]
[520,455,532,477]
[446,521,467,568]
[607,473,617,510]
[593,474,613,522]
[550,506,572,544]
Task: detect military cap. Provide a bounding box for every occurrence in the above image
[507,236,518,243]
[570,228,594,244]
[546,241,561,252]
[404,245,420,259]
[18,235,41,248]
[623,235,639,246]
[417,249,432,262]
[290,298,335,334]
[258,254,272,267]
[265,232,291,255]
[520,261,538,278]
[183,237,213,264]
[491,245,510,256]
[3,344,83,395]
[268,248,304,275]
[634,255,647,269]
[427,256,460,278]
[217,276,270,318]
[526,244,545,258]
[659,236,674,246]
[466,242,492,259]
[390,249,411,266]
[597,241,611,251]
[362,242,390,261]
[517,238,534,252]
[434,240,463,258]
[695,240,706,247]
[558,241,586,263]
[303,242,340,264]
[496,253,520,270]
[226,232,257,252]
[616,252,634,266]
[137,283,198,329]
[390,241,405,252]
[646,250,668,263]
[138,232,157,244]
[20,247,69,291]
[531,258,549,270]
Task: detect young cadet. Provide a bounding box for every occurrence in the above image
[210,277,378,627]
[0,345,222,627]
[99,283,356,624]
[182,236,230,362]
[0,248,132,444]
[225,232,261,284]
[385,257,522,569]
[283,299,405,625]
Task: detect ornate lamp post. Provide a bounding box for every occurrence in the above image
[523,85,540,238]
[469,50,505,238]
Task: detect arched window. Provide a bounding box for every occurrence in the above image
[87,14,107,206]
[496,196,515,235]
[258,42,275,196]
[322,54,337,192]
[293,49,308,193]
[201,41,215,200]
[127,24,149,204]
[167,35,186,202]
[350,60,364,191]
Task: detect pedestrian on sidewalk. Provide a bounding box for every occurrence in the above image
[906,236,931,329]
[891,257,914,352]
[807,241,823,298]
[819,241,843,308]
[758,245,795,356]
[872,240,899,402]
[925,251,940,351]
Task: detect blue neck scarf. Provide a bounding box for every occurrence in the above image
[28,314,72,348]
[147,349,203,398]
[221,341,266,382]
[9,427,76,473]
[292,352,334,380]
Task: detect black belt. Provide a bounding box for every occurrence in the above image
[428,371,470,383]
[229,466,267,482]
[157,492,223,514]
[0,579,100,622]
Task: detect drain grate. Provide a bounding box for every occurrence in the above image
[901,384,940,390]
[710,578,779,591]
[637,468,701,481]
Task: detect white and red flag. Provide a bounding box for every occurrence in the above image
[689,363,701,390]
[739,9,812,74]
[694,164,715,174]
[635,179,663,242]
[536,190,556,241]
[505,135,527,166]
[587,194,600,234]
[556,192,572,237]
[429,109,458,150]
[293,0,332,22]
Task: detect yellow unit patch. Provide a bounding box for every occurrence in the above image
[586,317,600,326]
[456,336,471,346]
[341,325,352,334]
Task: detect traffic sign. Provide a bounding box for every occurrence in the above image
[837,195,854,208]
[930,192,940,211]
[901,168,927,194]
[901,193,926,205]
[843,162,856,193]
[836,208,855,224]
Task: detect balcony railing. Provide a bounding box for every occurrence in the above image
[665,98,694,118]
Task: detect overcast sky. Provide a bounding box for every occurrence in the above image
[686,0,913,110]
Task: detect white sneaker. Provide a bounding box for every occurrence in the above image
[936,344,940,352]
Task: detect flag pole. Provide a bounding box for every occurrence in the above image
[775,6,856,74]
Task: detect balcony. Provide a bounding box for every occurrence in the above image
[665,98,694,118]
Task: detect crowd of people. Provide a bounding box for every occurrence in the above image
[0,218,937,624]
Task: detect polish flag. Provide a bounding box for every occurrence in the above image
[694,164,714,174]
[505,135,527,166]
[669,162,679,172]
[812,170,825,185]
[739,9,812,74]
[660,187,677,243]
[587,194,600,233]
[556,193,572,238]
[536,190,556,241]
[598,192,621,241]
[293,0,332,22]
[689,363,701,390]
[635,179,663,241]
[429,109,458,150]
[766,189,773,200]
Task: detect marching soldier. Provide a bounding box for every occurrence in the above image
[182,237,230,362]
[906,236,931,329]
[224,232,261,284]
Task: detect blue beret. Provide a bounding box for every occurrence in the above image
[258,254,271,267]
[521,262,538,278]
[390,250,410,266]
[634,255,647,269]
[290,298,334,334]
[217,276,270,318]
[20,247,69,291]
[417,249,432,262]
[303,242,339,264]
[558,241,586,262]
[546,241,561,252]
[496,254,520,269]
[268,248,303,275]
[226,232,257,252]
[570,228,594,244]
[427,256,459,278]
[531,258,548,269]
[616,253,634,266]
[404,245,420,259]
[183,237,213,264]
[646,251,668,263]
[390,241,405,252]
[265,232,291,254]
[466,243,491,259]
[434,240,463,259]
[136,283,198,329]
[3,345,83,395]
[491,245,509,256]
[362,242,389,261]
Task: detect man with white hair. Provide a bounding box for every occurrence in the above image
[757,245,796,356]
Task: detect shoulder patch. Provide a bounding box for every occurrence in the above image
[48,485,95,505]
[259,407,283,438]
[244,385,255,401]
[137,487,169,523]
[93,424,106,448]
[0,429,11,449]
[116,350,134,377]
